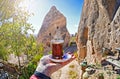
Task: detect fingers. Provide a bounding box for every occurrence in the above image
[39,55,51,65]
[39,54,75,67]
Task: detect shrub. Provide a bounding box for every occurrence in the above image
[117,75,120,79]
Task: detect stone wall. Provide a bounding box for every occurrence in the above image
[77,0,120,64]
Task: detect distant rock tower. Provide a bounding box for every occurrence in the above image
[37,6,70,53]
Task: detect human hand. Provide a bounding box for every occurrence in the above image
[35,53,75,77]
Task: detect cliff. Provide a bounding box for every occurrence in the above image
[77,0,120,65]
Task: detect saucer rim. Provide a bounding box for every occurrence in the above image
[49,54,72,63]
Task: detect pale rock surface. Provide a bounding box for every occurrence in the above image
[77,0,120,64]
[37,6,70,53]
[77,0,120,79]
[51,60,80,79]
[8,54,27,66]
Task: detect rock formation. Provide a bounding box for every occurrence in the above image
[77,0,120,64]
[37,6,70,53]
[76,0,120,79]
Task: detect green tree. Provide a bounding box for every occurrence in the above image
[0,1,44,78]
[0,0,33,68]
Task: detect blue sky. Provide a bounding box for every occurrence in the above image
[28,0,84,34]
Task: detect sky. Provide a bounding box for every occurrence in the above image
[27,0,84,34]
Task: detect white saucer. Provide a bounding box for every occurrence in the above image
[49,54,72,63]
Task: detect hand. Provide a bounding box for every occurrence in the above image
[35,53,75,77]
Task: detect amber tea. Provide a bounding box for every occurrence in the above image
[51,40,64,59]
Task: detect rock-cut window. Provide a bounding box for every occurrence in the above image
[57,26,59,29]
[49,33,51,36]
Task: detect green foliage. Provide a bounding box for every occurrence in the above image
[19,62,37,79]
[27,62,37,76]
[0,0,33,62]
[48,50,52,54]
[80,60,87,67]
[0,0,44,78]
[0,0,32,22]
[0,43,8,60]
[19,46,43,79]
[32,53,43,64]
[95,61,102,68]
[117,75,120,79]
[98,73,104,76]
[70,36,76,42]
[97,73,104,79]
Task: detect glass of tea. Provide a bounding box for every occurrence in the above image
[51,39,64,59]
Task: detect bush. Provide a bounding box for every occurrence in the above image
[32,53,43,64]
[117,75,120,79]
[19,62,37,79]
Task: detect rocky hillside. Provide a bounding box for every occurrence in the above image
[37,1,120,79]
[37,6,70,53]
[77,0,120,64]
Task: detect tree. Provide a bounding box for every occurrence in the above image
[0,0,38,67]
[0,0,34,68]
[0,1,45,78]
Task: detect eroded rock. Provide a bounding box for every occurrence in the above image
[37,6,70,53]
[77,0,120,78]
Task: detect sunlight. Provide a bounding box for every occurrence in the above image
[19,0,34,13]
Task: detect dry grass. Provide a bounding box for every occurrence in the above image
[68,70,78,79]
[69,64,75,68]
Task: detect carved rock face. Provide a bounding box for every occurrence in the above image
[37,6,70,53]
[77,0,120,63]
